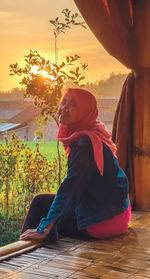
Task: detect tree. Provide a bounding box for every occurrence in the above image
[50,8,86,64]
[9,9,88,184]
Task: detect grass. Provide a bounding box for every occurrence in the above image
[25,140,64,159]
[0,140,65,159]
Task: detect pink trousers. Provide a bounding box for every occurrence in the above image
[86,204,131,239]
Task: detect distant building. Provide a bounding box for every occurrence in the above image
[0,100,33,123]
[0,105,58,141]
[97,97,119,131]
[0,98,119,141]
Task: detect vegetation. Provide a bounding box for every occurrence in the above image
[0,87,25,101]
[9,9,87,125]
[0,72,127,101]
[9,9,87,185]
[25,141,63,160]
[0,134,67,247]
[85,72,127,98]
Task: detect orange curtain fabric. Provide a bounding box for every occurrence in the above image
[74,0,135,204]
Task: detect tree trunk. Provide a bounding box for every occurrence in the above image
[52,114,61,186]
[57,140,61,185]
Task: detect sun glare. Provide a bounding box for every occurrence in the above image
[31,65,55,81]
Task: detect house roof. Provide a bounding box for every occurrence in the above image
[0,110,21,119]
[0,100,33,110]
[0,105,41,133]
[7,105,41,124]
[0,123,21,132]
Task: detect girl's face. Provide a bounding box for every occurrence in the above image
[59,93,78,125]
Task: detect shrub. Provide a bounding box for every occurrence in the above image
[0,133,67,246]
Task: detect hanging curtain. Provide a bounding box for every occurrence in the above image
[74,0,135,205]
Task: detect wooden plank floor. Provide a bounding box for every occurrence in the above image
[1,211,150,278]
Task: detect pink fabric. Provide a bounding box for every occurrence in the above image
[57,88,116,175]
[86,204,131,239]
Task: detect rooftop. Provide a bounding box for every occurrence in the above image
[0,105,40,133]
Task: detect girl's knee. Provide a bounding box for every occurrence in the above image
[30,193,55,208]
[30,194,43,207]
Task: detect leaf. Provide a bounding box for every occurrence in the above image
[49,20,55,24]
[70,77,76,80]
[69,71,76,76]
[82,24,87,29]
[59,62,65,68]
[79,76,85,81]
[66,56,69,63]
[59,71,68,76]
[73,81,79,85]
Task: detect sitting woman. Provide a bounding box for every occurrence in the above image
[20,88,131,241]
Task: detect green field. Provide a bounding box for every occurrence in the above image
[1,140,64,159]
[25,140,64,159]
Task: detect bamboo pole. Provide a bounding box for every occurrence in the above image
[133,0,150,209]
[0,240,41,261]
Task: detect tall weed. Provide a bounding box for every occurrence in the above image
[0,133,67,246]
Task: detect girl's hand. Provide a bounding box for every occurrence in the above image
[19,229,49,241]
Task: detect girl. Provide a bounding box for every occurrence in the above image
[20,88,131,241]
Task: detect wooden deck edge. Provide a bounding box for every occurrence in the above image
[0,240,42,262]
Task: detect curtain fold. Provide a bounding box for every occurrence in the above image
[74,0,135,204]
[112,73,135,205]
[74,0,134,68]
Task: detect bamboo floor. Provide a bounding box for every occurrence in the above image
[1,211,150,279]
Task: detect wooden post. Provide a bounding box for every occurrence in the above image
[133,0,150,209]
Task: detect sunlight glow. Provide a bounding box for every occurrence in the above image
[31,65,55,81]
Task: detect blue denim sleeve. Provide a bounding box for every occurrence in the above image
[37,136,95,233]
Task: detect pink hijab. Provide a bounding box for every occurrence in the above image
[57,88,116,175]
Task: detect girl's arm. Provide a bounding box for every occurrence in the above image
[36,136,95,234]
[21,136,95,240]
[20,221,55,240]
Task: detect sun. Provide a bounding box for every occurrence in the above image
[31,65,55,81]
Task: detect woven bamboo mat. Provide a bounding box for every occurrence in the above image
[1,211,150,278]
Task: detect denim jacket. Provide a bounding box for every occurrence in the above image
[37,135,129,233]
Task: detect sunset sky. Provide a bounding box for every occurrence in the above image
[0,0,129,92]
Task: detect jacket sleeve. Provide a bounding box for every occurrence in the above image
[37,136,95,233]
